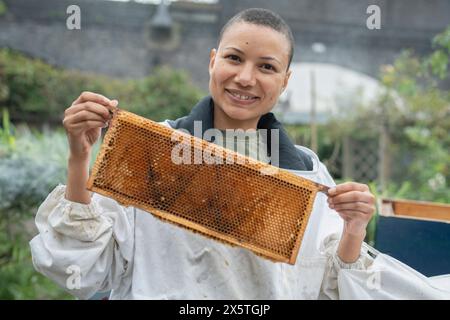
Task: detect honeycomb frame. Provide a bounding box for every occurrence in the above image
[87,109,328,264]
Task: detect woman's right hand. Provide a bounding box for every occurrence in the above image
[63,91,118,161]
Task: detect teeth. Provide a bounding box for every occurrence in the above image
[229,91,254,100]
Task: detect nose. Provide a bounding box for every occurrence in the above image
[235,63,256,87]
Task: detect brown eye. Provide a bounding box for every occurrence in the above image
[226,54,241,62]
[261,64,275,71]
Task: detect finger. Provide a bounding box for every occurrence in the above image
[328,182,369,196]
[71,120,108,130]
[328,191,375,205]
[64,110,106,126]
[72,91,110,106]
[72,91,118,112]
[329,201,374,213]
[65,101,112,119]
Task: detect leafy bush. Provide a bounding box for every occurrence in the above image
[0,53,206,297]
[0,1,7,17]
[322,26,450,204]
[284,26,450,247]
[0,49,204,123]
[0,48,207,297]
[0,115,74,299]
[373,27,450,203]
[0,218,73,300]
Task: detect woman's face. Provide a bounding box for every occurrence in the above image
[209,22,292,130]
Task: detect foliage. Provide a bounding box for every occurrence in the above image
[376,26,450,203]
[0,1,7,17]
[0,48,204,123]
[129,66,204,121]
[0,108,15,156]
[325,26,450,203]
[0,219,73,299]
[283,27,450,249]
[0,49,204,299]
[0,117,73,299]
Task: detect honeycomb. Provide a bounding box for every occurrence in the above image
[87,109,329,264]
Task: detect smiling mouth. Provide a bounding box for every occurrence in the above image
[225,89,259,102]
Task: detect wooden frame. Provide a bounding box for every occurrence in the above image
[380,198,450,223]
[87,109,328,264]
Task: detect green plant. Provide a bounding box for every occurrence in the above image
[0,127,74,299]
[326,26,450,204]
[0,108,15,155]
[0,49,205,123]
[376,27,450,203]
[362,182,380,246]
[0,1,7,17]
[0,219,74,300]
[0,59,239,297]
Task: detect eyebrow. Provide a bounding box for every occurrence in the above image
[224,46,282,66]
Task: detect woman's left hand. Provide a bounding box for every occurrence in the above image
[327,182,376,236]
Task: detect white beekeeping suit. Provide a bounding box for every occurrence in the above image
[30,136,450,299]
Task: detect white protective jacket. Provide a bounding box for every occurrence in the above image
[30,139,450,300]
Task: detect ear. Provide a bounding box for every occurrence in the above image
[209,48,217,76]
[281,69,292,93]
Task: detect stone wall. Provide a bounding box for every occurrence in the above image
[0,0,449,88]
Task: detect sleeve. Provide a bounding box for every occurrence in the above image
[313,160,450,300]
[319,233,450,300]
[319,233,375,300]
[29,184,135,300]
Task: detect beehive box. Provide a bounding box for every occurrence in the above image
[376,198,450,276]
[87,109,328,264]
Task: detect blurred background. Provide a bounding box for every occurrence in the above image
[0,0,449,299]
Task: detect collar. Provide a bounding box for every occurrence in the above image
[167,96,312,171]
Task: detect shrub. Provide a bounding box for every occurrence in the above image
[0,49,205,123]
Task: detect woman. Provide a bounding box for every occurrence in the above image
[30,8,449,299]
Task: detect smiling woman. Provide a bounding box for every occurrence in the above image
[209,21,292,130]
[209,8,294,132]
[29,7,450,300]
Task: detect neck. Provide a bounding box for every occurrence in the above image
[213,103,259,131]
